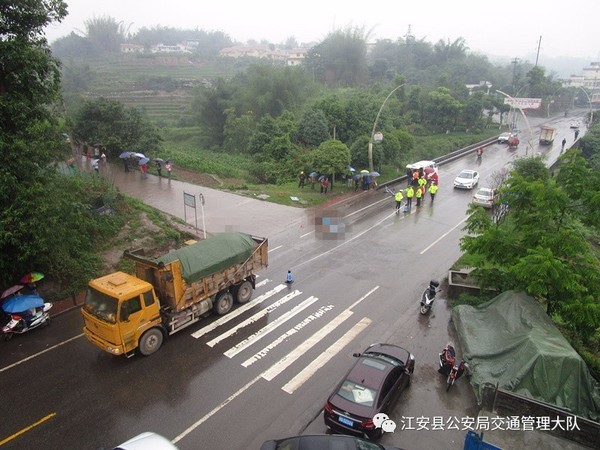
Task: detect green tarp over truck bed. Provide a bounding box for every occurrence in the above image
[452,291,600,420]
[155,232,257,283]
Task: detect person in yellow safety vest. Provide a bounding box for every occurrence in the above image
[415,185,423,206]
[418,176,427,194]
[394,190,404,212]
[428,182,438,203]
[406,186,414,210]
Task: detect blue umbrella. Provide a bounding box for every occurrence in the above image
[138,157,150,165]
[119,151,131,159]
[1,294,45,314]
[309,172,318,178]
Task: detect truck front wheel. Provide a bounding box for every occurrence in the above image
[213,292,234,315]
[235,281,253,304]
[139,328,164,356]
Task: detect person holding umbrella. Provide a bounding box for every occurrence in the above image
[155,160,163,177]
[165,160,173,179]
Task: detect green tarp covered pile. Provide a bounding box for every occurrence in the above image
[155,232,255,283]
[453,291,600,420]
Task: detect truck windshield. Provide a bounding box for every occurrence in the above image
[84,288,118,324]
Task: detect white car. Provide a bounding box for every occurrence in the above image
[472,187,496,208]
[113,432,178,450]
[497,132,511,143]
[570,121,580,129]
[454,170,479,189]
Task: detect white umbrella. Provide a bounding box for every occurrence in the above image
[132,152,146,159]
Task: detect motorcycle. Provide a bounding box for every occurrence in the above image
[1,294,52,341]
[419,279,440,314]
[438,343,465,391]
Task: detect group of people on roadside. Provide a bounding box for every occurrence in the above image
[394,169,438,212]
[298,171,332,194]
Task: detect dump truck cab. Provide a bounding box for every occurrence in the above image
[82,272,162,356]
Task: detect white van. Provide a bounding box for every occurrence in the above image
[406,160,438,173]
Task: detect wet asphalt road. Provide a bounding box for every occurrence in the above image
[0,114,588,450]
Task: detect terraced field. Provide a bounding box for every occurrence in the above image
[61,53,241,125]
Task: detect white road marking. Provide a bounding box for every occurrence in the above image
[281,317,371,394]
[191,283,285,339]
[261,286,378,381]
[0,333,84,373]
[268,245,282,252]
[420,216,468,254]
[300,231,313,238]
[241,304,334,367]
[224,296,319,358]
[172,373,263,445]
[205,289,302,346]
[261,309,353,381]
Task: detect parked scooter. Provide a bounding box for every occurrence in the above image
[419,279,440,314]
[438,343,465,391]
[1,294,52,341]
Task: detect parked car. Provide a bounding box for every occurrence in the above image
[113,432,178,450]
[570,121,580,129]
[323,343,415,440]
[453,170,479,189]
[497,132,512,143]
[261,434,403,450]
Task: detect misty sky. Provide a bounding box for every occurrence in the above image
[44,0,599,62]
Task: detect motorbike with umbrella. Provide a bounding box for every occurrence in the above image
[1,293,52,341]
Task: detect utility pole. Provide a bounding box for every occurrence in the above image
[511,58,519,94]
[535,36,542,66]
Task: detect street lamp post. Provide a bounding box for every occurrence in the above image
[368,84,405,172]
[577,87,594,127]
[496,89,535,154]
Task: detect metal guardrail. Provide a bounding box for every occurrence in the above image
[377,135,500,190]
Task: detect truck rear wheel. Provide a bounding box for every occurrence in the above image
[139,328,164,356]
[235,281,253,304]
[213,291,234,315]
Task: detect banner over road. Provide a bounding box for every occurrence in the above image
[503,97,542,109]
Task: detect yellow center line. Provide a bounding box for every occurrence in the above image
[0,413,56,446]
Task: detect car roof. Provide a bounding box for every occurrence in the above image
[476,187,494,193]
[365,343,410,363]
[458,169,476,175]
[406,160,436,169]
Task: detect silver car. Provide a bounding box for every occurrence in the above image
[472,187,496,208]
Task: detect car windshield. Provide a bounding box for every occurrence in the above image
[83,288,118,324]
[476,189,493,197]
[459,171,473,179]
[364,352,402,367]
[337,380,377,407]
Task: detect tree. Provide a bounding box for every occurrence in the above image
[295,108,330,147]
[460,156,600,341]
[311,140,351,179]
[72,97,161,157]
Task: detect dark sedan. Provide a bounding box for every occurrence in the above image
[323,343,415,440]
[260,434,403,449]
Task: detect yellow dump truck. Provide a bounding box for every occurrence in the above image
[539,126,556,145]
[82,232,268,357]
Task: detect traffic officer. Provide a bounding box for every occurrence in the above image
[428,182,438,203]
[394,190,404,212]
[406,185,414,210]
[415,184,423,206]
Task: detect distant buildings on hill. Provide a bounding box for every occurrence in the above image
[120,41,310,66]
[562,62,600,103]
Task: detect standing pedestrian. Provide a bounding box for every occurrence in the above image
[394,190,404,213]
[428,182,438,203]
[92,158,99,174]
[418,176,427,195]
[165,161,172,179]
[354,176,360,192]
[309,175,316,190]
[320,176,329,194]
[298,171,306,188]
[406,167,413,186]
[285,270,294,284]
[406,185,414,210]
[415,185,423,206]
[140,162,148,179]
[156,160,162,177]
[574,129,580,140]
[561,138,567,152]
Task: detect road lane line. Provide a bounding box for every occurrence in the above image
[0,334,84,373]
[242,305,334,368]
[171,374,263,445]
[224,296,318,358]
[205,290,302,346]
[0,412,56,446]
[281,317,371,394]
[420,216,468,254]
[191,283,285,339]
[268,245,282,252]
[261,286,378,381]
